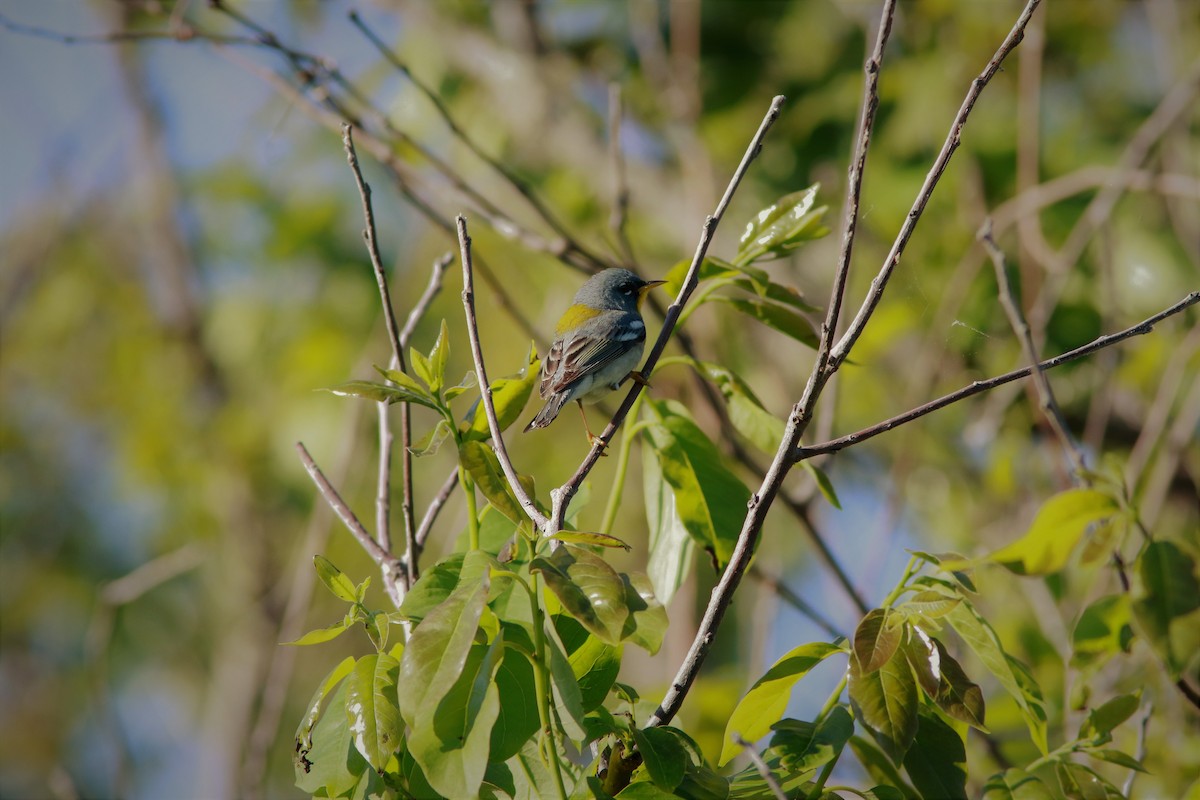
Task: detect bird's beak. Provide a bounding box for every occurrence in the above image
[638,280,667,296]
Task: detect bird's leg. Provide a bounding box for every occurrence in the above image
[576,401,609,454]
[628,370,652,388]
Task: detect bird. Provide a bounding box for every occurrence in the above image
[524,268,666,446]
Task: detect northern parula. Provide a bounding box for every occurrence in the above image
[524,268,666,445]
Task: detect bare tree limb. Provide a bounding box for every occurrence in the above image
[795,292,1199,460]
[980,219,1089,477]
[457,216,552,532]
[416,468,461,549]
[551,95,788,533]
[829,0,1043,370]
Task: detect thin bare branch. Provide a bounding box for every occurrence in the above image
[0,9,255,45]
[749,565,844,639]
[552,95,788,533]
[796,292,1200,460]
[416,468,461,549]
[732,734,787,800]
[829,0,1043,370]
[980,219,1089,476]
[457,216,552,532]
[295,441,404,604]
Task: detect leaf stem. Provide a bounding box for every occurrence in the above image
[600,402,648,535]
[528,573,569,799]
[460,465,480,551]
[881,555,919,608]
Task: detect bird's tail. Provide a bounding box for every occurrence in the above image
[524,393,570,432]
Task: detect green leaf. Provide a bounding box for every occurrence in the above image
[285,618,353,646]
[644,400,750,568]
[661,255,741,298]
[735,184,830,265]
[1131,539,1200,677]
[1056,762,1123,800]
[427,319,449,394]
[932,638,987,730]
[690,360,784,455]
[643,437,694,606]
[847,736,919,800]
[620,571,668,655]
[1078,692,1140,742]
[294,655,357,766]
[767,706,854,775]
[294,680,372,796]
[374,365,430,396]
[987,489,1119,575]
[899,627,940,699]
[410,347,434,389]
[632,727,689,792]
[489,626,541,759]
[544,619,588,744]
[732,276,820,312]
[902,590,961,619]
[557,617,622,712]
[323,379,441,410]
[399,553,466,622]
[410,418,453,457]
[711,296,820,350]
[443,370,478,402]
[532,544,629,645]
[946,599,1047,752]
[903,712,967,800]
[849,647,919,764]
[1089,748,1147,773]
[802,461,841,509]
[314,555,358,603]
[550,530,632,550]
[1071,594,1133,669]
[459,440,525,524]
[344,653,402,772]
[719,641,843,766]
[982,769,1056,800]
[463,357,541,442]
[397,571,489,729]
[408,635,504,799]
[854,609,903,674]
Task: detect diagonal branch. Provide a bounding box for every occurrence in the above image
[795,292,1199,460]
[980,219,1089,477]
[550,94,788,532]
[829,0,1043,370]
[457,216,552,532]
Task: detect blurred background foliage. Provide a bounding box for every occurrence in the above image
[0,0,1197,798]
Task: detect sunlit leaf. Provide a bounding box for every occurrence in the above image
[1078,692,1140,742]
[294,680,371,796]
[459,440,525,524]
[946,600,1046,752]
[550,530,632,550]
[932,639,987,730]
[1089,749,1147,773]
[323,379,440,410]
[1071,594,1134,669]
[314,555,358,603]
[408,635,503,799]
[720,641,845,765]
[711,296,821,350]
[643,436,695,606]
[427,319,450,394]
[620,571,668,655]
[735,184,830,265]
[802,461,842,509]
[410,418,452,458]
[767,706,854,775]
[848,648,919,764]
[462,357,541,442]
[987,489,1119,575]
[732,276,820,312]
[285,618,353,646]
[556,616,621,712]
[374,365,429,396]
[410,347,434,389]
[294,655,357,766]
[344,652,402,772]
[689,360,784,455]
[399,553,465,622]
[644,400,749,568]
[854,609,903,674]
[982,769,1056,800]
[847,736,919,799]
[531,544,629,645]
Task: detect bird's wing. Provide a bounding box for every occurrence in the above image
[540,312,644,397]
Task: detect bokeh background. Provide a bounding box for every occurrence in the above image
[1,1,1197,798]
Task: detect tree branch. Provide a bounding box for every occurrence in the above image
[551,94,788,533]
[795,292,1199,460]
[457,215,552,532]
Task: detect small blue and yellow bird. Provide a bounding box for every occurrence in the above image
[524,268,665,445]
